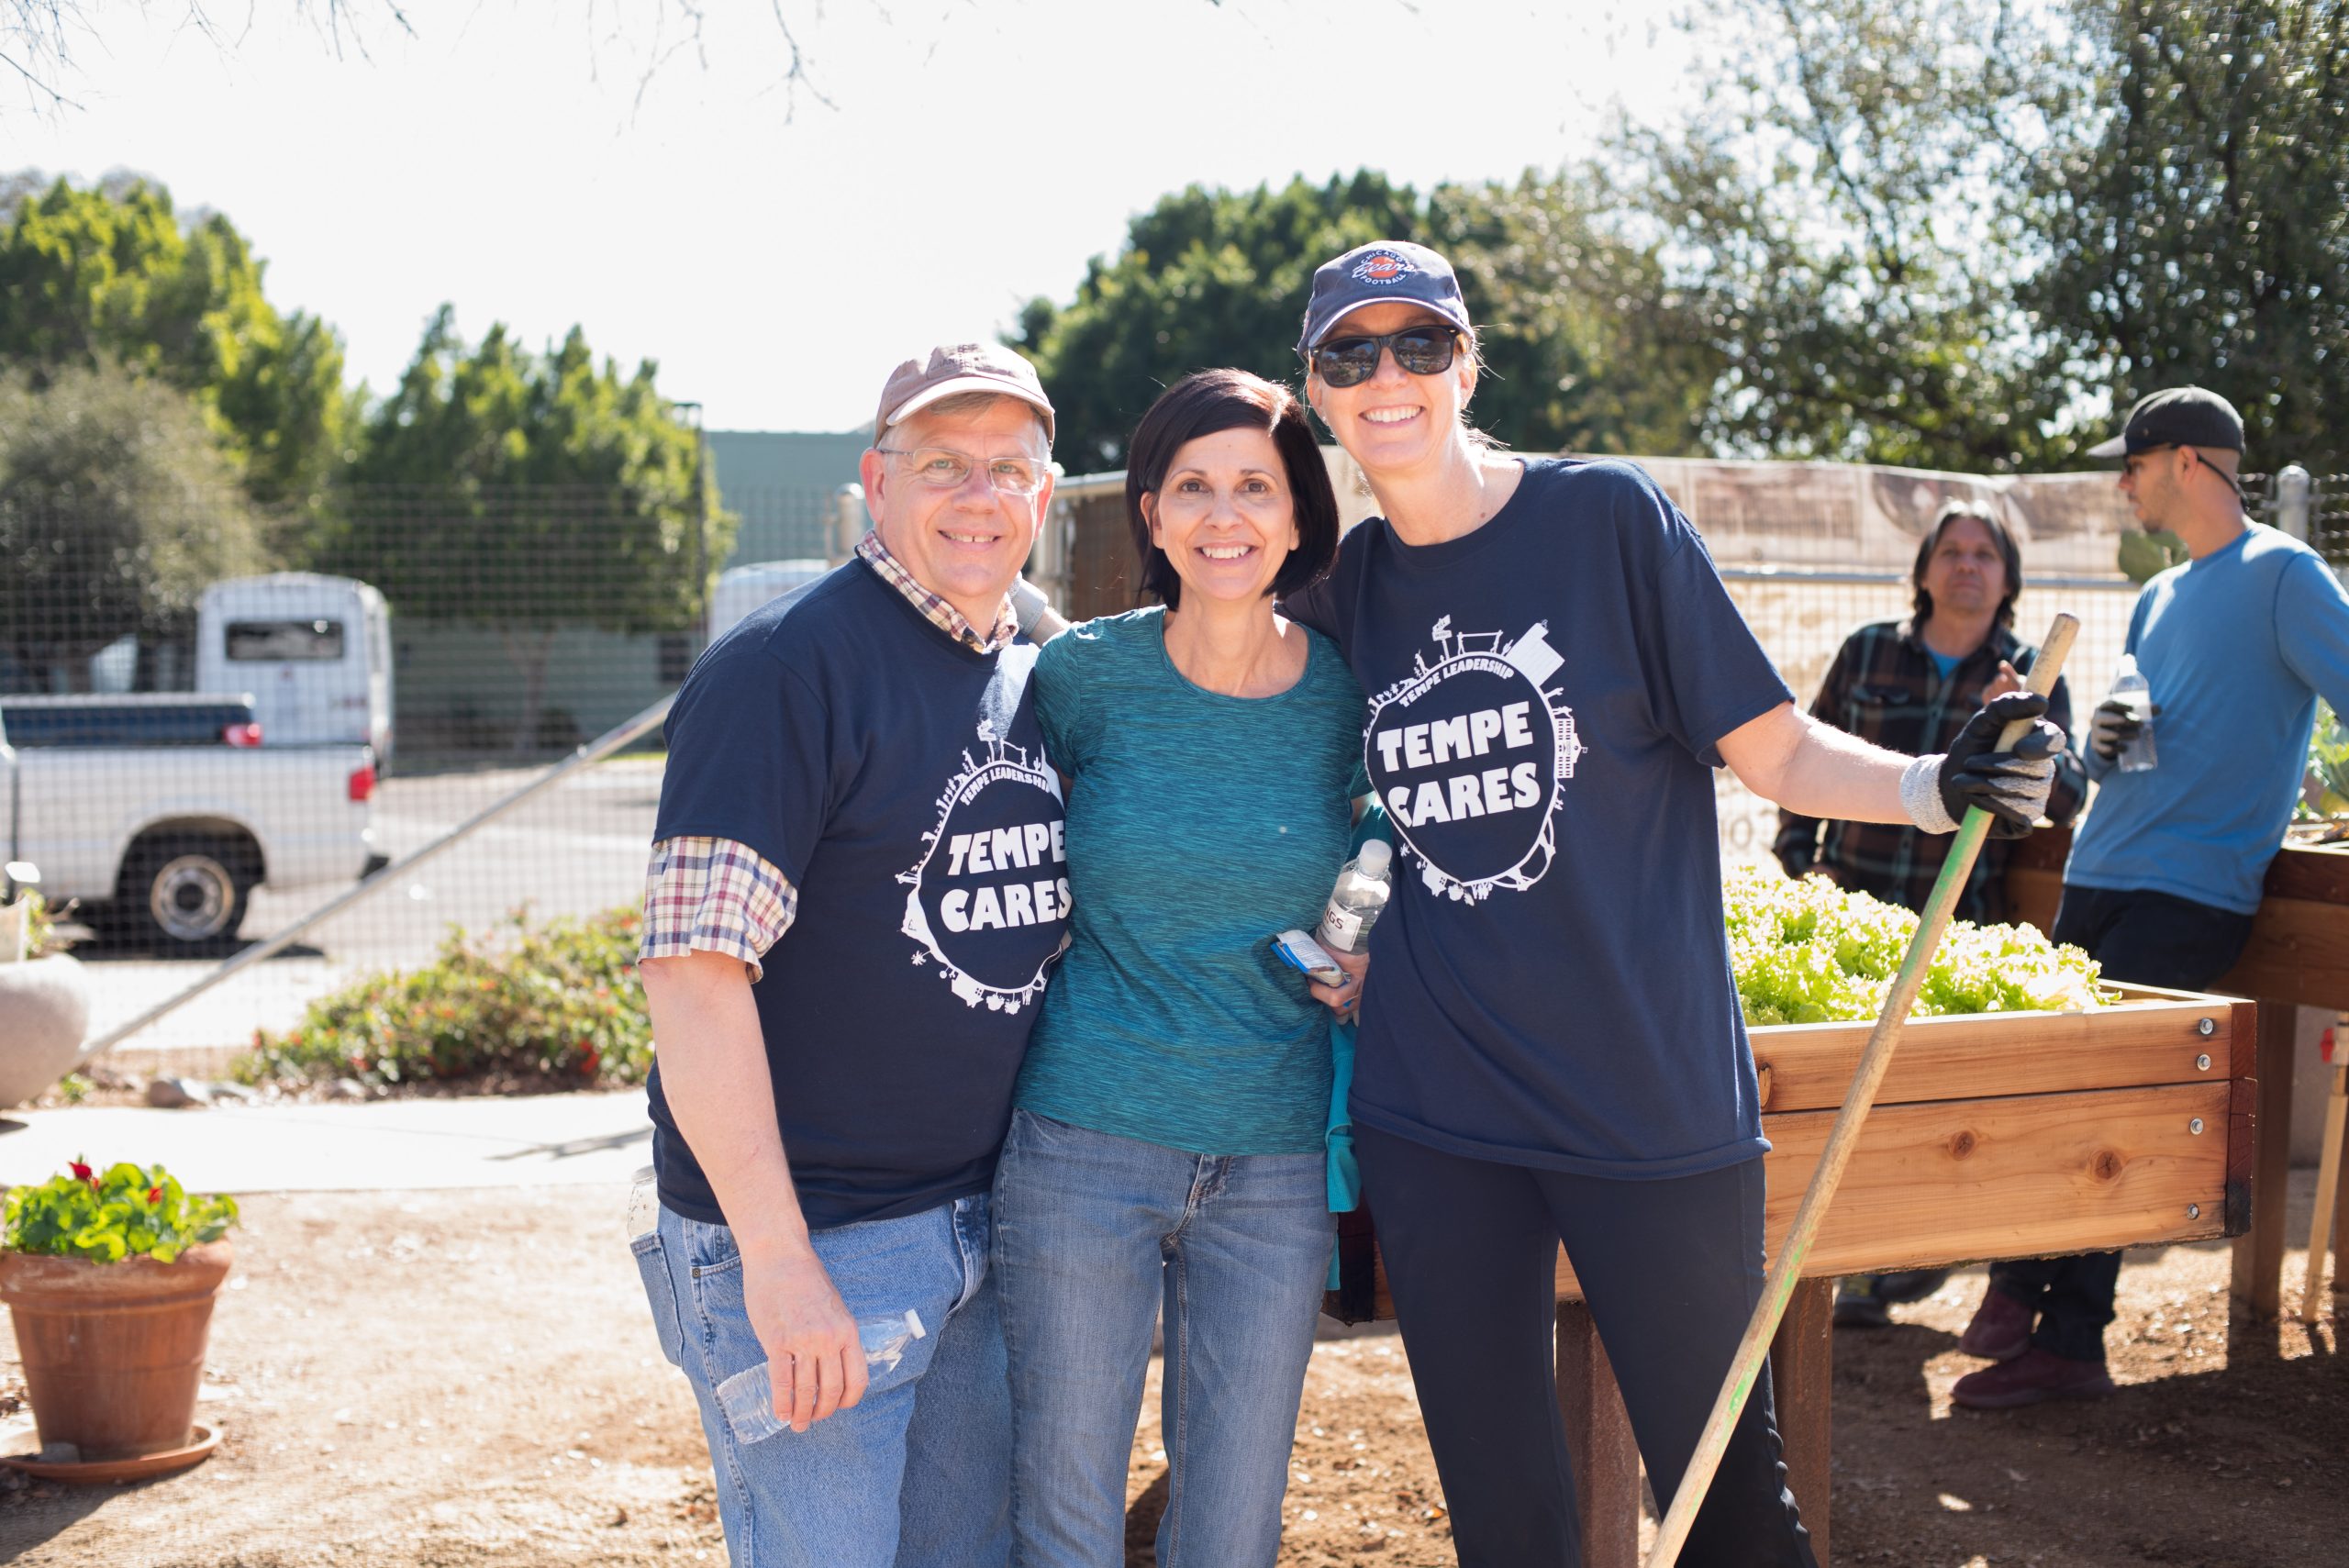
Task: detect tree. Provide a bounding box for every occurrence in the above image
[336,306,733,753]
[1432,170,1723,461]
[1620,0,2079,473]
[1624,1,2349,477]
[0,173,354,507]
[1011,172,1424,471]
[1011,171,1719,471]
[0,361,268,690]
[2021,0,2349,473]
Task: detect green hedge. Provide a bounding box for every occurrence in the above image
[233,906,652,1089]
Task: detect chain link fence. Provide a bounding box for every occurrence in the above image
[10,462,2332,1084]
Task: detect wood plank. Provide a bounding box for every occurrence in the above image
[2333,1112,2349,1305]
[1556,1303,1639,1568]
[2230,1001,2299,1320]
[1753,995,2235,1114]
[1769,1280,1833,1567]
[1354,1084,2233,1319]
[1547,1083,2231,1297]
[2215,899,2349,1011]
[2007,862,2063,935]
[2227,1000,2260,1239]
[2254,841,2349,904]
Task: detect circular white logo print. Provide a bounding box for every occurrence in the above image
[1363,617,1584,900]
[898,723,1070,1010]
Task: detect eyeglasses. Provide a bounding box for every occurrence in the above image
[877,446,1051,497]
[1305,326,1461,388]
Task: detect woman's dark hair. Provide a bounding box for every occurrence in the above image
[1125,368,1340,610]
[1911,499,2023,629]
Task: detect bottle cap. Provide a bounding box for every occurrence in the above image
[2116,653,2139,675]
[1357,840,1391,876]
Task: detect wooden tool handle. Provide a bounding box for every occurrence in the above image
[1645,613,2079,1568]
[1999,617,2079,748]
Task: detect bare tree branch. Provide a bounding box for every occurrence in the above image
[2,0,85,114]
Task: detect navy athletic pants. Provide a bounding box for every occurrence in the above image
[1356,1125,1817,1568]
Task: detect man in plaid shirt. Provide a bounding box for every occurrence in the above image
[1773,501,2086,1329]
[628,343,1070,1568]
[1774,501,2086,923]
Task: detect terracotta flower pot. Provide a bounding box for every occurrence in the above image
[0,1240,232,1461]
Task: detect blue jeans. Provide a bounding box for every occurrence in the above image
[631,1192,1009,1568]
[992,1108,1334,1568]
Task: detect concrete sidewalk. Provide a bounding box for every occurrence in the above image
[0,1090,651,1194]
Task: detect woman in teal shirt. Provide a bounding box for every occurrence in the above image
[993,368,1365,1568]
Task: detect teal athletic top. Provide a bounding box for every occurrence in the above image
[1017,607,1369,1156]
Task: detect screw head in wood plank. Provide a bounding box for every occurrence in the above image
[2189,1118,2205,1134]
[2196,1053,2212,1071]
[2187,1204,2201,1219]
[2197,1018,2217,1037]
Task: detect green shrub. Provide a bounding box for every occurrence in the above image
[232,906,652,1090]
[4,1160,238,1264]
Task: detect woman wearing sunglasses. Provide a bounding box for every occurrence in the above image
[990,367,1368,1567]
[1279,240,2063,1567]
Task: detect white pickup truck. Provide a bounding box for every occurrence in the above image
[0,695,381,952]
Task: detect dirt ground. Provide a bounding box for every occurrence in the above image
[4,1182,2344,1568]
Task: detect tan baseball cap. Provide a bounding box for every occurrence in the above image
[874,343,1055,446]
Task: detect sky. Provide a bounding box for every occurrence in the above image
[11,0,1698,433]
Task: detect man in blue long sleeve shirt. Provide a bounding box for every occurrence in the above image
[1954,387,2349,1409]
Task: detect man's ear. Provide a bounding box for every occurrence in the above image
[858,448,888,525]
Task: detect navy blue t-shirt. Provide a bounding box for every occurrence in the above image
[1284,458,1792,1177]
[645,560,1071,1228]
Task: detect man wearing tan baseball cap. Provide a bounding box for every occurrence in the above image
[631,341,1067,1566]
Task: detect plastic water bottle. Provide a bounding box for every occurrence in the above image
[626,1166,660,1240]
[1317,840,1392,955]
[716,1309,928,1442]
[2110,654,2158,773]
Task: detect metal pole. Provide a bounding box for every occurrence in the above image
[2277,464,2313,542]
[77,693,675,1062]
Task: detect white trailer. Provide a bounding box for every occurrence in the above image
[195,574,395,762]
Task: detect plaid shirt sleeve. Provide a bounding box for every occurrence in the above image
[638,836,797,982]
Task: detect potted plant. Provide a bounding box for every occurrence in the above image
[0,1160,239,1473]
[0,873,91,1106]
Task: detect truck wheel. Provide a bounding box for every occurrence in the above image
[121,836,254,954]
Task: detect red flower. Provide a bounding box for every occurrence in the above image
[68,1161,94,1184]
[147,1186,162,1205]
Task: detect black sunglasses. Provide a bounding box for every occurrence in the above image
[1306,326,1461,388]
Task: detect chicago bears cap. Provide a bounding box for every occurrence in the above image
[874,343,1055,446]
[1297,241,1474,355]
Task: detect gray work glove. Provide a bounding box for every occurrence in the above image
[1899,693,2066,839]
[2087,697,2161,762]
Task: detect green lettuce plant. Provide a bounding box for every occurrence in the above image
[1727,867,2103,1026]
[3,1160,239,1264]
